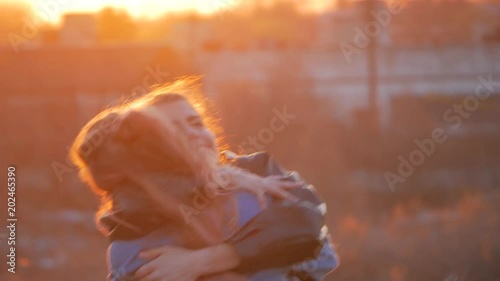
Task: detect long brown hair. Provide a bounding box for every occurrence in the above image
[69,77,237,247]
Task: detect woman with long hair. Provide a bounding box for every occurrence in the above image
[69,78,339,281]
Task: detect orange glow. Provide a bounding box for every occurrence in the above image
[19,258,31,267]
[1,0,332,23]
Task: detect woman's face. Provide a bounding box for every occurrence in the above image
[155,100,217,152]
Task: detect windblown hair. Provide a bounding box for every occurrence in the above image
[69,77,236,246]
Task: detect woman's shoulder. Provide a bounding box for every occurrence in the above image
[221,150,285,176]
[221,150,270,164]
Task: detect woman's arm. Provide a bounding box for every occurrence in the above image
[135,199,326,280]
[218,165,301,208]
[136,151,335,279]
[122,152,337,280]
[134,243,241,281]
[196,243,241,275]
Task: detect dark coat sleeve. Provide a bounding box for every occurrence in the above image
[226,151,337,276]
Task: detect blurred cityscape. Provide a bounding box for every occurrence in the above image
[0,0,500,280]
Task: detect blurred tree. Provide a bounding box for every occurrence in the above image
[96,7,137,42]
[206,0,314,51]
[249,0,311,46]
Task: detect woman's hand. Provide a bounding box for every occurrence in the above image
[220,167,302,209]
[135,243,241,281]
[135,245,201,281]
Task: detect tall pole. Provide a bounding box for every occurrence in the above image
[364,0,380,169]
[365,0,378,124]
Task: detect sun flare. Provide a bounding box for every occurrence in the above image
[2,0,330,24]
[8,0,243,23]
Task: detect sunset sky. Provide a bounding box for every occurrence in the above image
[2,0,331,23]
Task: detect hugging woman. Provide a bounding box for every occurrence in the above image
[69,78,340,281]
